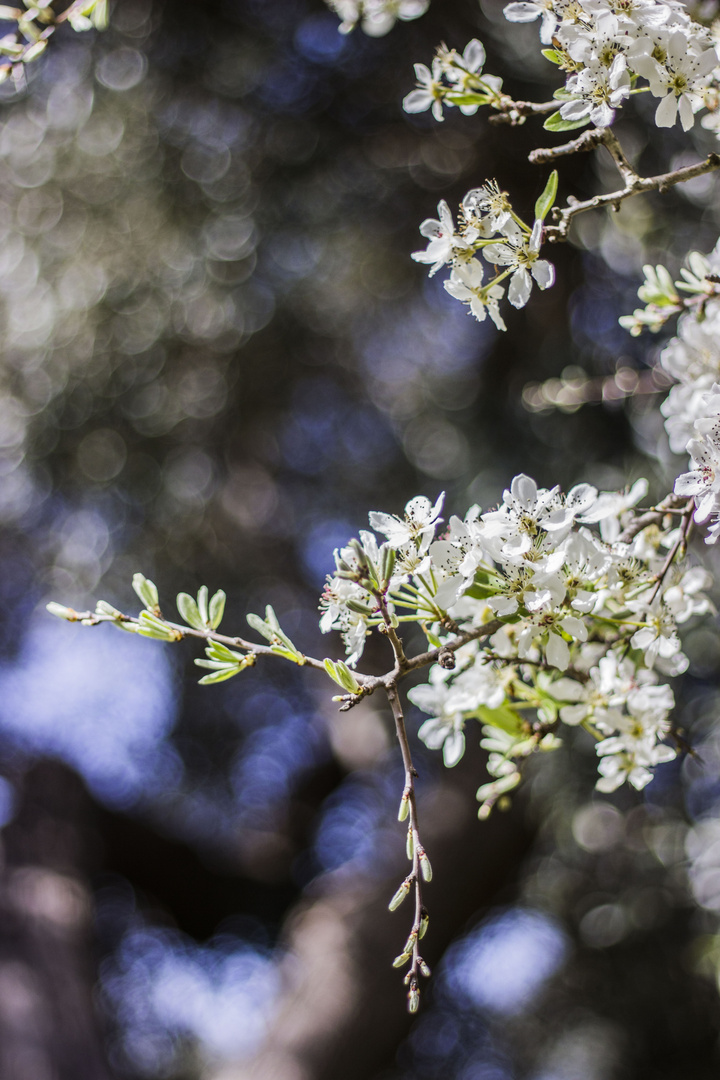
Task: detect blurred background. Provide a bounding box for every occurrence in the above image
[2,0,720,1077]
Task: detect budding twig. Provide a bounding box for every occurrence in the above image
[386,680,429,1012]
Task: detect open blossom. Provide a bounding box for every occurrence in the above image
[412,200,473,276]
[443,259,506,329]
[630,31,718,129]
[674,429,720,524]
[561,54,631,127]
[503,0,562,44]
[482,220,555,309]
[369,493,444,549]
[327,0,429,35]
[403,59,445,121]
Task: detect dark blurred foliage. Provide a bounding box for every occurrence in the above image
[0,0,720,1077]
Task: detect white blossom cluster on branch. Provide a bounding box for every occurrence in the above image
[320,474,711,810]
[324,0,429,36]
[411,179,556,327]
[621,241,720,544]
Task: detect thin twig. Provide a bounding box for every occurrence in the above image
[618,494,687,544]
[647,498,695,602]
[489,98,558,125]
[386,681,428,1012]
[55,609,330,671]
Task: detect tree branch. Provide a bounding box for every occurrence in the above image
[542,150,720,242]
[489,98,558,126]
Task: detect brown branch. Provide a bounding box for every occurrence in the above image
[618,494,687,543]
[647,498,695,602]
[489,98,558,126]
[543,151,720,242]
[528,126,609,164]
[529,127,640,189]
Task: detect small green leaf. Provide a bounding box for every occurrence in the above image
[475,703,525,736]
[541,48,564,64]
[177,592,204,630]
[323,658,360,692]
[534,169,558,223]
[206,640,245,664]
[133,573,159,611]
[197,585,209,625]
[543,110,590,132]
[198,666,243,685]
[139,611,181,641]
[247,613,274,641]
[209,589,226,629]
[271,644,306,664]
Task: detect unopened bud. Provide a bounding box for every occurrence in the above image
[419,959,431,978]
[406,826,414,861]
[389,880,411,912]
[419,851,433,882]
[419,909,429,938]
[392,951,411,968]
[380,545,396,584]
[46,602,78,621]
[398,793,410,822]
[407,985,420,1013]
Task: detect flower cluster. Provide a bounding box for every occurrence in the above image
[403,39,506,122]
[320,475,712,804]
[411,183,556,327]
[620,239,720,543]
[325,0,429,36]
[505,0,720,131]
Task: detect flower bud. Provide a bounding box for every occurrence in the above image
[388,880,411,912]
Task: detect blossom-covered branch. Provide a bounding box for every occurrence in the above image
[0,1,107,87]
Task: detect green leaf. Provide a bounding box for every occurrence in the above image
[206,640,245,663]
[197,585,209,625]
[209,589,226,629]
[198,666,243,685]
[464,583,497,600]
[177,592,204,630]
[139,611,181,641]
[271,644,306,665]
[424,627,442,648]
[133,573,159,611]
[247,613,274,641]
[445,91,492,107]
[541,48,564,65]
[543,110,590,132]
[475,704,525,736]
[534,169,558,223]
[323,658,361,693]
